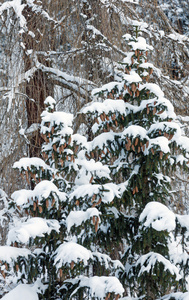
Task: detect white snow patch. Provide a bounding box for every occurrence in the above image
[81,99,126,115]
[123,33,132,41]
[175,136,189,152]
[25,123,40,136]
[8,218,60,244]
[139,202,176,231]
[121,0,139,4]
[159,30,165,38]
[93,252,124,270]
[148,122,181,138]
[28,31,35,38]
[149,136,170,154]
[129,37,153,51]
[88,132,116,151]
[136,252,181,280]
[142,83,164,97]
[13,157,52,171]
[168,33,189,43]
[91,82,119,96]
[161,292,189,300]
[121,125,147,139]
[54,242,92,268]
[131,20,148,29]
[72,134,87,146]
[75,158,111,185]
[66,208,101,231]
[70,182,120,204]
[69,276,124,298]
[41,110,73,130]
[11,180,66,206]
[176,215,189,237]
[1,284,38,300]
[44,96,56,109]
[25,49,33,55]
[123,71,142,83]
[139,63,154,69]
[122,52,134,65]
[0,246,31,263]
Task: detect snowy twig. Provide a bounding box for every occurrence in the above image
[175,174,189,185]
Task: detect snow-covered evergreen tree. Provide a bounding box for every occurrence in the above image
[80,23,189,299]
[0,96,124,299]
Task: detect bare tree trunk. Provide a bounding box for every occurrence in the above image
[22,4,54,160]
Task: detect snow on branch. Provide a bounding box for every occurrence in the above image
[0,246,32,264]
[17,62,96,103]
[0,0,26,29]
[81,99,126,115]
[66,208,101,231]
[36,62,95,101]
[66,275,124,299]
[41,110,73,130]
[128,37,153,51]
[136,252,181,280]
[11,180,67,206]
[87,132,117,150]
[0,189,10,226]
[161,292,189,300]
[123,71,142,83]
[86,24,126,57]
[1,284,38,300]
[26,0,57,25]
[75,153,111,183]
[176,215,189,238]
[92,252,124,271]
[7,217,60,244]
[54,241,124,274]
[0,0,58,36]
[13,157,55,173]
[121,125,147,140]
[54,241,92,269]
[69,182,120,204]
[85,85,176,123]
[139,202,176,232]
